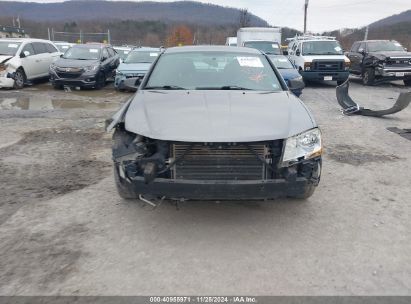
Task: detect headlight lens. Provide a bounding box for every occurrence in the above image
[304,62,311,71]
[294,75,303,81]
[85,65,99,72]
[49,63,56,70]
[115,69,123,76]
[281,128,322,166]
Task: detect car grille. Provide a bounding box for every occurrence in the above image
[312,60,344,71]
[386,58,411,67]
[56,67,84,79]
[170,143,279,181]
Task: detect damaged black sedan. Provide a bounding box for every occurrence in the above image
[107,46,322,201]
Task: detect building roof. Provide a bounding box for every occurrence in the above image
[0,26,26,34]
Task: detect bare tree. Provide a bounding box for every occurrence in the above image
[238,8,251,28]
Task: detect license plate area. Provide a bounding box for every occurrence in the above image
[324,76,333,81]
[395,72,405,77]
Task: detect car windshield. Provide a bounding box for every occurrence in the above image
[302,41,343,55]
[367,41,405,52]
[243,41,282,55]
[0,41,21,56]
[63,47,101,60]
[124,51,159,64]
[115,49,131,60]
[145,51,282,91]
[268,55,294,69]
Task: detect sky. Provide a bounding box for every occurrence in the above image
[4,0,411,32]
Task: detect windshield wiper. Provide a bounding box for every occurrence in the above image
[144,85,187,90]
[196,85,253,90]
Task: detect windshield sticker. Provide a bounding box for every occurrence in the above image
[272,44,279,48]
[89,49,99,53]
[278,58,288,62]
[237,57,264,68]
[335,46,342,52]
[8,44,18,48]
[150,53,159,57]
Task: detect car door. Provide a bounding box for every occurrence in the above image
[19,42,40,79]
[44,42,61,73]
[107,47,119,77]
[100,48,111,76]
[347,42,362,74]
[31,42,52,78]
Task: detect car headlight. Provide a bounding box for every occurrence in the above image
[115,69,124,76]
[85,65,99,72]
[294,75,303,81]
[281,128,322,166]
[304,62,311,71]
[49,63,56,70]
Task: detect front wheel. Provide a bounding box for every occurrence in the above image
[404,79,411,86]
[95,73,106,90]
[290,184,316,199]
[362,68,375,86]
[13,69,26,89]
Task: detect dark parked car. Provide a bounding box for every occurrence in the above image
[107,46,322,201]
[267,54,304,97]
[347,40,411,86]
[49,43,119,89]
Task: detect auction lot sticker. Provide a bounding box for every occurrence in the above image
[237,57,264,68]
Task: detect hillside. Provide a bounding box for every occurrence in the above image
[369,9,411,28]
[323,9,411,50]
[0,0,268,26]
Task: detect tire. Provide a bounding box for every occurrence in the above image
[290,184,316,199]
[404,79,411,86]
[362,68,375,86]
[112,129,138,199]
[113,164,138,199]
[95,72,106,90]
[52,83,63,90]
[13,68,26,89]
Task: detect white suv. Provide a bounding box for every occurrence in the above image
[287,36,350,85]
[0,38,60,89]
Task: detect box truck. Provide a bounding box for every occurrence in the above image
[237,27,282,54]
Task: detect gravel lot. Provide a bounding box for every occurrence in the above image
[0,79,410,295]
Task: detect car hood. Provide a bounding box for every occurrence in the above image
[117,62,151,73]
[124,90,316,142]
[54,58,100,68]
[368,51,411,60]
[277,68,301,81]
[0,55,14,64]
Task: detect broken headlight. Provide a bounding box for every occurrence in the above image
[281,128,322,166]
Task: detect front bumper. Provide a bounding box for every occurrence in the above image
[49,70,98,88]
[376,67,411,80]
[122,176,316,200]
[0,75,14,88]
[300,71,349,82]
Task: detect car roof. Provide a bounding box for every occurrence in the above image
[0,38,54,43]
[164,45,262,54]
[131,47,161,52]
[358,40,392,43]
[72,43,105,49]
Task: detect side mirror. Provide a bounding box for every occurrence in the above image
[296,49,301,56]
[358,48,365,54]
[288,78,305,91]
[60,54,63,58]
[20,51,30,58]
[283,50,288,56]
[404,48,408,52]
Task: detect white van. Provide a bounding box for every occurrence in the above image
[0,38,60,89]
[287,35,350,85]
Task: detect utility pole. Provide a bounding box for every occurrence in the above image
[304,0,309,34]
[364,25,369,40]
